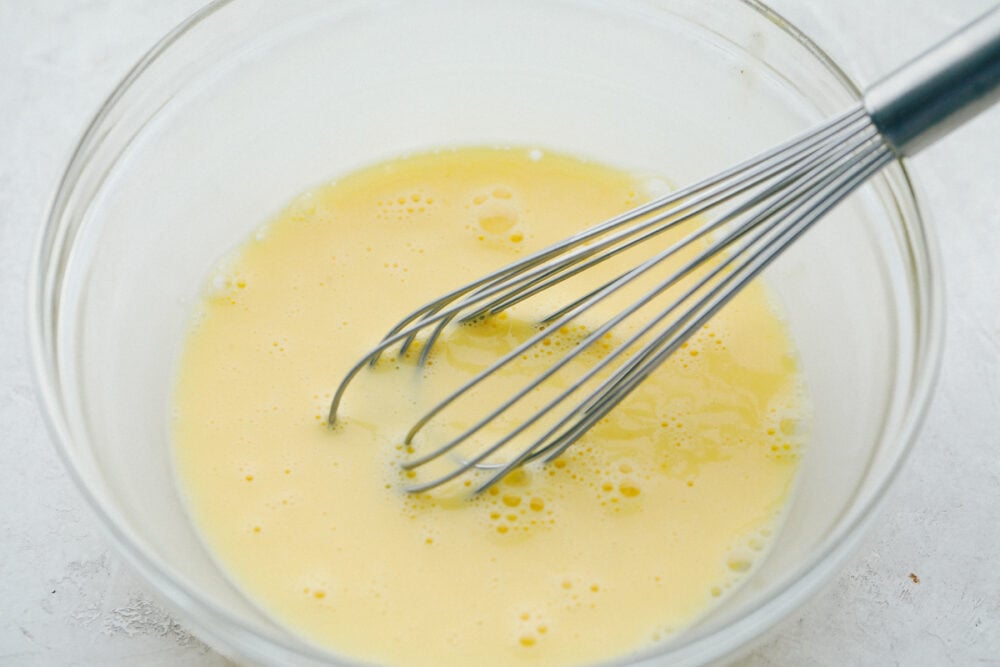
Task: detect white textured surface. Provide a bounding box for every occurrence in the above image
[1,1,997,665]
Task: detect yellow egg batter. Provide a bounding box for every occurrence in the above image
[173,148,805,666]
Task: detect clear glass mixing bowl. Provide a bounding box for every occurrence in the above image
[29,0,942,664]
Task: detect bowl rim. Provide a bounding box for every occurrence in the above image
[27,0,944,664]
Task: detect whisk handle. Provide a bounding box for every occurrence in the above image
[864,5,1000,156]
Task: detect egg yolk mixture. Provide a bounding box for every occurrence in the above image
[173,148,805,666]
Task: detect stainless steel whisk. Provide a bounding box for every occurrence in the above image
[330,8,1000,493]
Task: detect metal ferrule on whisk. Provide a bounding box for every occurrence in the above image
[865,6,1000,156]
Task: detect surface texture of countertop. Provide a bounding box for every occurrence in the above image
[1,1,998,664]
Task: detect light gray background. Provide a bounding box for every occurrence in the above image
[1,1,998,665]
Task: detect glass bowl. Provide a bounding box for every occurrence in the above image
[29,0,942,665]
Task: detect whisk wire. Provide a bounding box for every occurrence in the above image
[566,142,896,432]
[403,113,880,444]
[441,108,873,324]
[550,144,897,466]
[537,119,881,325]
[327,107,876,424]
[331,111,892,493]
[400,117,892,492]
[465,137,895,490]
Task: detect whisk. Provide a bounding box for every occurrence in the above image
[330,8,1000,493]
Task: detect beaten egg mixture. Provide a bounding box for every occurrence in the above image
[173,148,805,666]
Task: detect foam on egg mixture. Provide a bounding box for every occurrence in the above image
[173,147,805,667]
